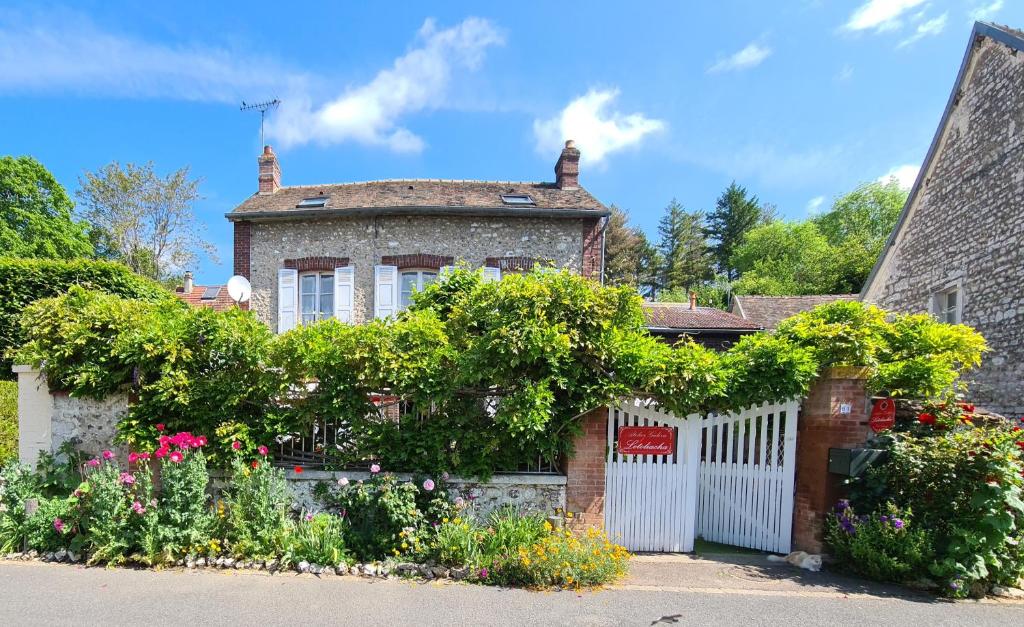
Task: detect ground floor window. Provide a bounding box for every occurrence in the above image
[400,270,437,309]
[300,272,334,325]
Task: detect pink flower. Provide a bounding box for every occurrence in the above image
[257,445,269,456]
[155,423,165,432]
[137,452,150,461]
[53,518,65,534]
[423,479,435,492]
[232,441,242,451]
[128,452,139,463]
[102,450,115,460]
[86,458,100,468]
[159,436,171,447]
[154,447,169,459]
[338,477,349,487]
[370,464,381,474]
[131,501,146,515]
[305,513,314,522]
[169,451,184,463]
[195,436,208,447]
[119,472,136,485]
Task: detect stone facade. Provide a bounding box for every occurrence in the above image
[863,27,1024,418]
[51,391,131,460]
[247,214,590,329]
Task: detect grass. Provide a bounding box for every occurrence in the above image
[693,538,761,556]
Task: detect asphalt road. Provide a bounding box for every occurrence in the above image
[0,560,1020,626]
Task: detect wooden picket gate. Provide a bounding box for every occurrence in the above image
[604,399,798,553]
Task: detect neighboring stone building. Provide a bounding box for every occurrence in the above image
[227,141,609,331]
[862,22,1024,418]
[730,294,859,330]
[643,294,762,350]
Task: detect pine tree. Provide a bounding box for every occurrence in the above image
[705,182,771,280]
[656,199,713,294]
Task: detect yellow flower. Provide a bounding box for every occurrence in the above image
[565,511,574,519]
[401,542,408,549]
[543,521,553,532]
[443,518,449,524]
[566,576,574,585]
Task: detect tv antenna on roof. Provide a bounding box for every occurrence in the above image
[240,98,281,147]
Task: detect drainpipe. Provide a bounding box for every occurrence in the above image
[598,216,609,285]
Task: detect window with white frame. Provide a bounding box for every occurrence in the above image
[399,270,437,309]
[932,285,961,324]
[300,272,334,325]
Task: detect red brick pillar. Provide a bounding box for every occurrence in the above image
[792,367,873,552]
[564,406,607,529]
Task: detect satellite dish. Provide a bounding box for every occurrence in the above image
[226,275,252,303]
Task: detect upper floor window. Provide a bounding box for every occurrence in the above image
[300,272,334,325]
[400,270,437,309]
[932,285,961,324]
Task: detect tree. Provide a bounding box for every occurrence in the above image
[604,205,658,294]
[814,180,907,292]
[77,162,215,280]
[656,200,713,295]
[0,156,93,259]
[730,221,840,295]
[705,182,772,280]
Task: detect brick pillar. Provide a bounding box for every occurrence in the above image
[792,367,873,552]
[581,217,603,282]
[564,406,607,529]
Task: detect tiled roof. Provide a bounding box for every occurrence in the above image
[174,285,236,312]
[642,303,763,331]
[229,180,608,218]
[731,294,859,330]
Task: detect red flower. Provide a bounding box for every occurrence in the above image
[293,466,303,474]
[917,412,936,425]
[251,460,260,469]
[196,436,208,447]
[169,451,184,463]
[232,441,242,451]
[154,447,169,459]
[156,423,165,432]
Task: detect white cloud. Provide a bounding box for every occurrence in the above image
[843,0,927,32]
[897,13,948,48]
[707,43,772,73]
[0,11,306,101]
[878,164,920,189]
[267,18,504,152]
[969,0,1004,22]
[533,89,664,164]
[807,196,826,213]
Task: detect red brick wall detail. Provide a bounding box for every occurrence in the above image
[792,369,873,552]
[581,218,603,281]
[283,256,350,272]
[233,221,251,280]
[564,406,607,529]
[380,254,454,270]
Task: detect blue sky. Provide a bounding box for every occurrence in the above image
[1,0,1019,282]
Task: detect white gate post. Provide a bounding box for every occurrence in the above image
[13,365,53,468]
[777,399,800,553]
[680,414,702,552]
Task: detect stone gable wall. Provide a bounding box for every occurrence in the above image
[247,215,588,328]
[865,37,1024,418]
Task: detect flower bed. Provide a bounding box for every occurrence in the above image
[0,432,628,589]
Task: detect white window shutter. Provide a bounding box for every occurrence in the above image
[481,266,501,282]
[333,266,354,323]
[277,268,298,333]
[439,265,455,281]
[374,265,399,319]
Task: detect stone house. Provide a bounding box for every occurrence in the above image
[228,141,609,331]
[643,294,762,349]
[862,22,1024,418]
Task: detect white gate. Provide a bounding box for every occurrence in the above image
[604,399,798,553]
[696,400,799,554]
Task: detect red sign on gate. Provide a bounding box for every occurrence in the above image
[617,426,675,456]
[869,398,896,433]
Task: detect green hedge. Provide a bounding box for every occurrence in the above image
[0,380,15,464]
[0,257,170,379]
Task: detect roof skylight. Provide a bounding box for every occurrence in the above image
[296,197,328,208]
[500,194,536,206]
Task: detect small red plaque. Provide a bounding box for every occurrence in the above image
[869,398,896,433]
[617,426,675,455]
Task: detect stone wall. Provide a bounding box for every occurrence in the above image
[247,214,587,328]
[863,34,1024,418]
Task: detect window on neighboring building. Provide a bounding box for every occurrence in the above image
[932,285,961,324]
[296,196,328,208]
[300,272,334,325]
[399,270,437,309]
[500,194,535,206]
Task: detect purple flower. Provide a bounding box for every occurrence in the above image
[879,515,888,523]
[892,518,905,530]
[835,499,850,512]
[423,479,435,492]
[478,567,489,579]
[119,472,136,486]
[949,581,961,591]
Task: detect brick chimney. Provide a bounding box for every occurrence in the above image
[689,291,697,310]
[554,139,580,189]
[184,271,194,294]
[258,145,281,195]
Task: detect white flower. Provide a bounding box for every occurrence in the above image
[338,477,349,487]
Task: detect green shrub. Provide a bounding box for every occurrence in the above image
[23,495,81,553]
[0,461,42,552]
[150,438,214,562]
[78,456,132,564]
[825,502,934,583]
[0,257,169,379]
[221,453,292,559]
[0,381,15,464]
[286,513,350,566]
[850,421,1024,596]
